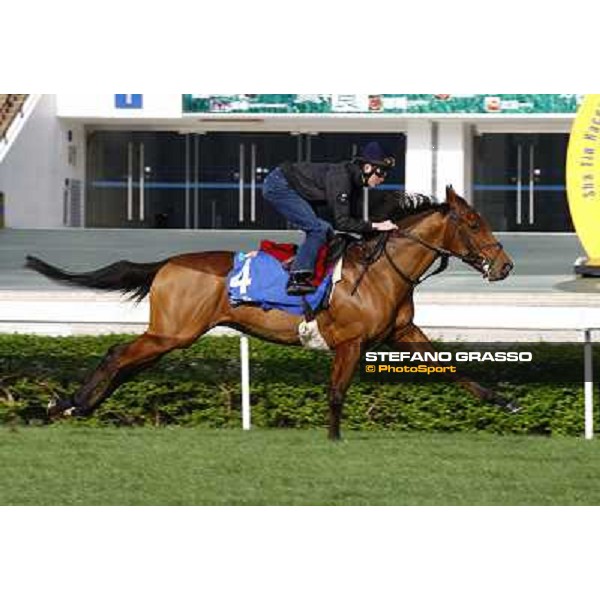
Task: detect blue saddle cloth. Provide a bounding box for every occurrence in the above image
[227,251,332,316]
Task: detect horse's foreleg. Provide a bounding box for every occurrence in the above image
[328,340,362,441]
[50,333,188,419]
[388,324,519,413]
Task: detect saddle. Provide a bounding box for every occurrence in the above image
[227,233,363,317]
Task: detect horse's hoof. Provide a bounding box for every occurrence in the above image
[503,401,521,415]
[47,399,80,420]
[493,396,521,414]
[485,390,521,415]
[328,432,343,442]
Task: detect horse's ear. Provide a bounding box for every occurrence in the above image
[445,185,456,202]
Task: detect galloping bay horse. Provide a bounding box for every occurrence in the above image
[26,186,515,440]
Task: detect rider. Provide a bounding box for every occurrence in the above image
[262,141,399,296]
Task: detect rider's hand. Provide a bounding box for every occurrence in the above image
[372,220,398,232]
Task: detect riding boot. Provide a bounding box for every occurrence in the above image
[286,271,317,296]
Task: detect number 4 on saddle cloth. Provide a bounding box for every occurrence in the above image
[228,241,334,316]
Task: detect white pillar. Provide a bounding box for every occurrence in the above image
[435,122,474,203]
[405,121,434,196]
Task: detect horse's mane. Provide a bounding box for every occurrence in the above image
[370,191,450,223]
[339,191,449,272]
[333,191,452,272]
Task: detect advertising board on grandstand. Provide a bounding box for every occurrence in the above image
[182,94,582,114]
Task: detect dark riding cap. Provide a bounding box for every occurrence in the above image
[354,142,396,170]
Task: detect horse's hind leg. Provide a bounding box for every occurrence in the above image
[388,323,519,413]
[50,259,231,419]
[49,333,192,418]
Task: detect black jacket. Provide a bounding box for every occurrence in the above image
[279,161,373,233]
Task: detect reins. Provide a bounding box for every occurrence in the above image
[350,208,503,296]
[350,228,448,296]
[388,230,451,285]
[350,233,389,295]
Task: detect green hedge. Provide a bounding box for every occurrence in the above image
[0,334,593,435]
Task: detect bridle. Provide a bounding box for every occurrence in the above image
[351,206,505,294]
[445,209,506,275]
[383,231,450,287]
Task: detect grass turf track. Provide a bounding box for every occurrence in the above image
[1,426,599,505]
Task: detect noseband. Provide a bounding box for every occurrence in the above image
[445,209,505,275]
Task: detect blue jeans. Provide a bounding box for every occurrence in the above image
[262,168,332,274]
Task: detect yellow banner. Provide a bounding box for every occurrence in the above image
[567,94,600,260]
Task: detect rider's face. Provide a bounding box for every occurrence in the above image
[364,164,388,188]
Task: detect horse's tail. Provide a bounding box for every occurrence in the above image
[25,255,168,302]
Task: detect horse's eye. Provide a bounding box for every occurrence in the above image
[466,214,480,231]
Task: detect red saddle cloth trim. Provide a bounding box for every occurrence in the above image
[259,240,329,286]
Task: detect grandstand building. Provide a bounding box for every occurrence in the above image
[0,94,581,232]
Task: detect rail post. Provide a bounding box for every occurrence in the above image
[584,329,594,440]
[241,336,251,430]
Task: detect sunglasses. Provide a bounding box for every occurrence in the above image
[374,167,390,179]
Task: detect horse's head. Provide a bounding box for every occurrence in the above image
[443,186,513,281]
